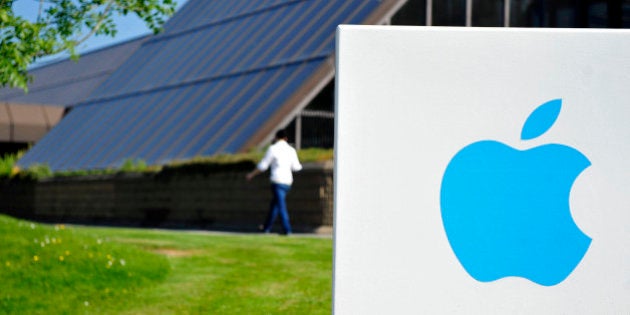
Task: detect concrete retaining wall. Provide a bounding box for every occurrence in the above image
[0,162,333,233]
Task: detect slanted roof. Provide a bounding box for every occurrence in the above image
[18,0,405,171]
[0,103,65,143]
[0,36,148,107]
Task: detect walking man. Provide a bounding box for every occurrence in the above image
[246,129,302,235]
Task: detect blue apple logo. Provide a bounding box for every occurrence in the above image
[440,99,592,286]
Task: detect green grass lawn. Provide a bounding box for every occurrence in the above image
[0,215,332,314]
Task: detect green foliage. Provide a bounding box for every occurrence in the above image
[53,168,117,178]
[0,215,332,314]
[159,148,333,177]
[2,148,333,180]
[159,160,256,178]
[171,147,333,166]
[18,163,52,180]
[298,147,334,162]
[119,158,148,173]
[1,0,177,91]
[0,151,54,180]
[0,152,19,178]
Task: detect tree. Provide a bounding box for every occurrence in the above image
[0,0,176,91]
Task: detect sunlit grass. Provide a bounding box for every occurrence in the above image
[0,215,169,314]
[0,215,332,314]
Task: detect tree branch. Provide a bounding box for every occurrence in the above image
[72,0,115,47]
[2,0,176,91]
[37,0,44,20]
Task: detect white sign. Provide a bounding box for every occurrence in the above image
[334,26,630,314]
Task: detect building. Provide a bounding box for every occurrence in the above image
[392,0,629,27]
[5,0,630,170]
[13,0,405,171]
[0,36,148,156]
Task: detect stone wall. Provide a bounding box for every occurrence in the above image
[0,162,333,233]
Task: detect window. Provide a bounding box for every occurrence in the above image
[433,0,467,26]
[392,0,427,25]
[473,0,505,26]
[510,0,629,28]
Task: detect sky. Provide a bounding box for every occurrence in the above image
[12,0,189,65]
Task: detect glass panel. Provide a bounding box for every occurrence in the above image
[510,0,552,27]
[433,0,466,26]
[392,0,427,25]
[473,0,504,26]
[613,0,630,28]
[587,2,608,28]
[510,0,629,28]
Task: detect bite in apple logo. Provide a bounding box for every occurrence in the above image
[440,99,592,286]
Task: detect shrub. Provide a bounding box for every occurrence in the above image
[119,158,148,173]
[2,148,333,180]
[19,164,53,180]
[0,151,23,179]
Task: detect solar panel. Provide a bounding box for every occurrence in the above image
[0,36,147,106]
[18,0,399,171]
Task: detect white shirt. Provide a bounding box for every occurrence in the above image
[257,140,302,185]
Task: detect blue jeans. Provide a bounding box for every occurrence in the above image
[263,183,292,234]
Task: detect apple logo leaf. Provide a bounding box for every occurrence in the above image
[521,99,562,140]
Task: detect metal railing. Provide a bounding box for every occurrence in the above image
[290,110,335,150]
